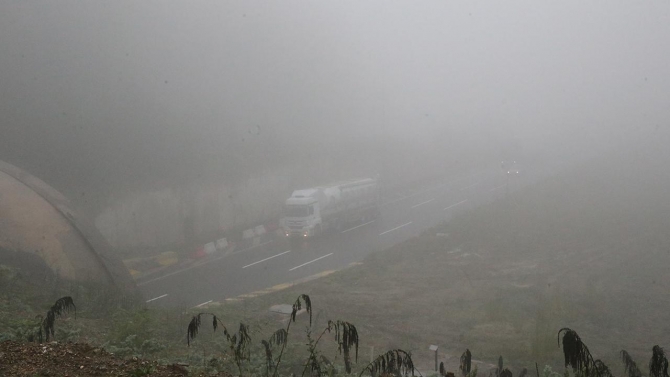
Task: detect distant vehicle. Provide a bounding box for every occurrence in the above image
[281,177,380,238]
[501,160,521,175]
[507,165,521,175]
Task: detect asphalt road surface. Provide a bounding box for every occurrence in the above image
[139,161,548,309]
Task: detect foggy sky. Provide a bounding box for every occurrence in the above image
[1,1,669,200]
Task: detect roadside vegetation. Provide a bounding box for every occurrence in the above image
[2,142,670,376]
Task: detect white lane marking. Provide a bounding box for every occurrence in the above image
[342,220,375,233]
[410,198,434,208]
[460,181,482,190]
[490,184,507,191]
[444,199,468,210]
[289,253,333,271]
[137,240,274,286]
[195,300,213,308]
[379,221,413,235]
[242,250,291,269]
[146,294,168,303]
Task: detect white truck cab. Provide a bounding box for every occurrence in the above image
[281,178,379,238]
[282,192,322,237]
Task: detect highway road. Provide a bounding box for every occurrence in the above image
[139,163,541,309]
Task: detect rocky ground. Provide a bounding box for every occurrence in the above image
[0,340,231,377]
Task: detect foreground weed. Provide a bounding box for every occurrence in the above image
[620,350,642,377]
[496,356,512,377]
[460,349,472,376]
[593,360,613,377]
[301,320,359,376]
[129,365,154,377]
[649,346,669,377]
[272,294,312,377]
[186,312,251,376]
[39,296,76,342]
[558,328,598,377]
[359,349,418,377]
[262,329,288,376]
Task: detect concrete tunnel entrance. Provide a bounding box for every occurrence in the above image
[0,160,137,294]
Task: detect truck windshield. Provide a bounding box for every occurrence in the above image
[284,205,309,217]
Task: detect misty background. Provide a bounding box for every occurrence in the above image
[1,1,668,252]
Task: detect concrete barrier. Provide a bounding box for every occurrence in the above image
[204,242,217,255]
[193,245,207,259]
[156,251,179,267]
[265,221,279,232]
[242,228,255,239]
[254,225,266,236]
[215,238,228,250]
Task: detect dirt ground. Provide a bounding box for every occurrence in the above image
[0,340,233,377]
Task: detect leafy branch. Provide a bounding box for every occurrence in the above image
[460,349,472,376]
[497,356,512,377]
[186,312,225,346]
[186,312,251,376]
[262,329,288,376]
[301,320,359,376]
[649,346,669,377]
[558,328,599,377]
[41,296,76,342]
[329,320,359,373]
[359,349,419,377]
[621,350,642,377]
[594,359,613,377]
[272,294,312,377]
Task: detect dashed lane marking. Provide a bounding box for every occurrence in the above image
[194,300,212,308]
[289,253,333,271]
[242,250,291,269]
[137,240,274,286]
[379,221,412,236]
[145,294,168,303]
[341,220,375,233]
[410,198,434,208]
[444,199,468,210]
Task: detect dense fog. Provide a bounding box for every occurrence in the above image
[2,1,668,207]
[3,1,670,373]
